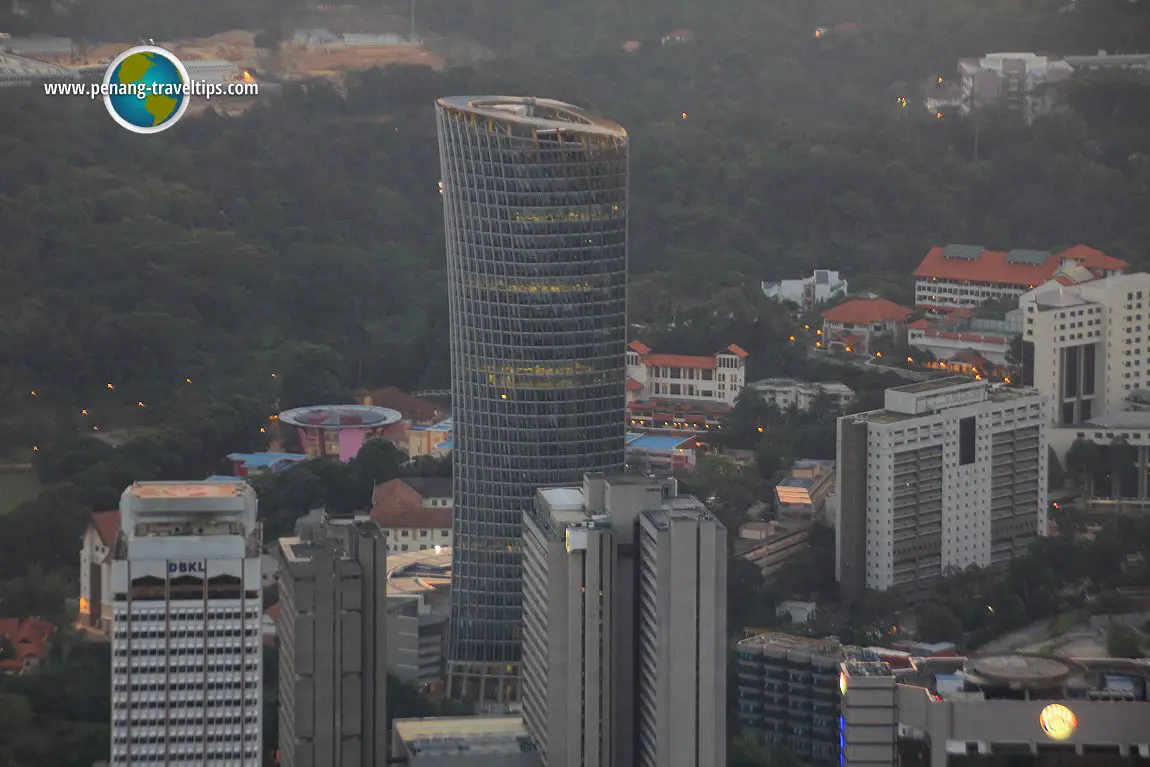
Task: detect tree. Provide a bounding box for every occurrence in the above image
[0,635,14,661]
[31,437,116,485]
[1106,622,1143,659]
[349,438,404,487]
[1064,438,1102,497]
[917,602,964,643]
[254,25,284,51]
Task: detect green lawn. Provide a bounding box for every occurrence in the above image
[0,470,42,514]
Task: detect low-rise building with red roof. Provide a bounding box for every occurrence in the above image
[0,617,56,675]
[79,509,120,635]
[820,295,913,354]
[626,340,748,409]
[370,477,454,554]
[913,243,1127,313]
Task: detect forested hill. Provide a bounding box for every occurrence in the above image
[1,0,1148,453]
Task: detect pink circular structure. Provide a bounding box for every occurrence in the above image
[278,404,403,462]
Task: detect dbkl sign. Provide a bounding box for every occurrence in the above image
[168,562,205,574]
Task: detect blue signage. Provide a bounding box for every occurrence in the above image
[168,562,205,574]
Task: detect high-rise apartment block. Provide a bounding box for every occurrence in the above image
[110,481,263,766]
[836,377,1046,599]
[735,633,843,765]
[437,95,630,701]
[521,473,726,767]
[1021,273,1150,419]
[276,510,388,767]
[1018,272,1150,502]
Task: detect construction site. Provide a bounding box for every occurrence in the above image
[2,17,446,89]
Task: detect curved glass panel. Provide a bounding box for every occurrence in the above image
[436,97,629,697]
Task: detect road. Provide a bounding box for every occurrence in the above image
[806,349,937,381]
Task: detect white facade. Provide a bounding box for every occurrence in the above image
[836,379,1046,596]
[183,60,242,85]
[111,481,263,767]
[761,269,848,310]
[1019,273,1150,429]
[79,511,118,635]
[745,378,855,412]
[626,343,747,405]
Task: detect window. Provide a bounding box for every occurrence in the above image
[702,369,713,381]
[400,530,410,538]
[669,384,681,395]
[419,530,428,538]
[958,416,976,465]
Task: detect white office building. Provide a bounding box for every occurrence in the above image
[761,269,848,310]
[836,378,1046,598]
[1019,272,1150,502]
[521,473,726,767]
[625,341,748,406]
[110,481,263,766]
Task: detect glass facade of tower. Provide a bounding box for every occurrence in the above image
[435,96,629,701]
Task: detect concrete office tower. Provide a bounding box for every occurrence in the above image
[110,481,263,767]
[836,377,1046,600]
[735,633,844,765]
[436,96,630,702]
[277,510,388,767]
[521,474,726,767]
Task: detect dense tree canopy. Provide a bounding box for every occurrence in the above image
[1,0,1148,453]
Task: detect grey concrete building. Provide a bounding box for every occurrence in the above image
[520,473,726,767]
[840,653,1150,766]
[391,717,542,765]
[735,633,843,765]
[836,378,1046,601]
[277,511,388,767]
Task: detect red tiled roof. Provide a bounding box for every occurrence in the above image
[950,349,993,368]
[358,387,443,424]
[370,478,453,529]
[830,333,860,346]
[626,378,645,391]
[641,353,717,369]
[950,307,975,319]
[908,319,933,330]
[91,510,120,546]
[0,617,56,670]
[1058,244,1128,271]
[1055,274,1076,286]
[914,246,1060,286]
[719,344,749,358]
[628,340,652,355]
[821,297,913,325]
[914,244,1126,287]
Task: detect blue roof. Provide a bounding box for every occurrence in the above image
[625,433,695,451]
[205,475,240,482]
[437,440,454,450]
[227,452,309,468]
[411,419,453,433]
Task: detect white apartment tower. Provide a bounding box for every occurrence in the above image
[1019,272,1150,427]
[110,481,263,766]
[836,378,1046,599]
[521,473,726,767]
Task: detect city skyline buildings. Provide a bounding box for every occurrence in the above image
[435,95,631,702]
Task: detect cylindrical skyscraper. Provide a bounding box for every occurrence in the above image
[436,96,629,702]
